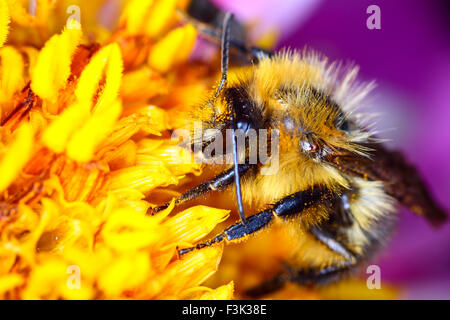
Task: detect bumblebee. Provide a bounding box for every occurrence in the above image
[153,3,447,296]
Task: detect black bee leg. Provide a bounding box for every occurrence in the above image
[177,209,273,256]
[246,262,360,298]
[177,186,333,255]
[150,164,252,214]
[309,226,357,262]
[288,227,359,284]
[289,261,358,287]
[245,227,359,297]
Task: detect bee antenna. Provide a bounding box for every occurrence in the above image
[232,128,247,225]
[215,12,233,98]
[210,12,246,224]
[218,13,247,224]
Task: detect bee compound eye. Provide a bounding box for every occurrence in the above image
[301,140,318,153]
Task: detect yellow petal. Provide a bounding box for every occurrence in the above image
[102,140,137,170]
[96,114,148,154]
[20,46,39,77]
[0,46,24,102]
[120,66,168,102]
[7,0,34,27]
[134,105,170,133]
[0,0,10,47]
[106,164,180,193]
[199,282,234,300]
[0,123,34,192]
[75,43,123,111]
[8,0,55,28]
[30,27,82,103]
[137,139,201,176]
[136,138,165,154]
[145,0,178,38]
[22,258,67,299]
[0,274,24,296]
[94,45,123,113]
[42,102,90,153]
[119,0,154,34]
[148,24,197,73]
[151,246,223,298]
[164,205,229,244]
[100,207,162,251]
[172,24,197,64]
[67,99,122,162]
[97,253,151,297]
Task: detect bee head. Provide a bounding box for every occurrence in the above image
[277,86,370,162]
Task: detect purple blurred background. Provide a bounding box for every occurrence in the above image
[215,0,450,299]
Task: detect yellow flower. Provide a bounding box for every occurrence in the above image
[0,0,231,300]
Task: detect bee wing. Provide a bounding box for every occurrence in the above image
[329,144,447,227]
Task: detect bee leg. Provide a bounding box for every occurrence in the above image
[246,262,359,298]
[289,261,358,286]
[177,186,332,255]
[177,208,274,256]
[309,226,357,261]
[150,164,252,214]
[245,227,359,297]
